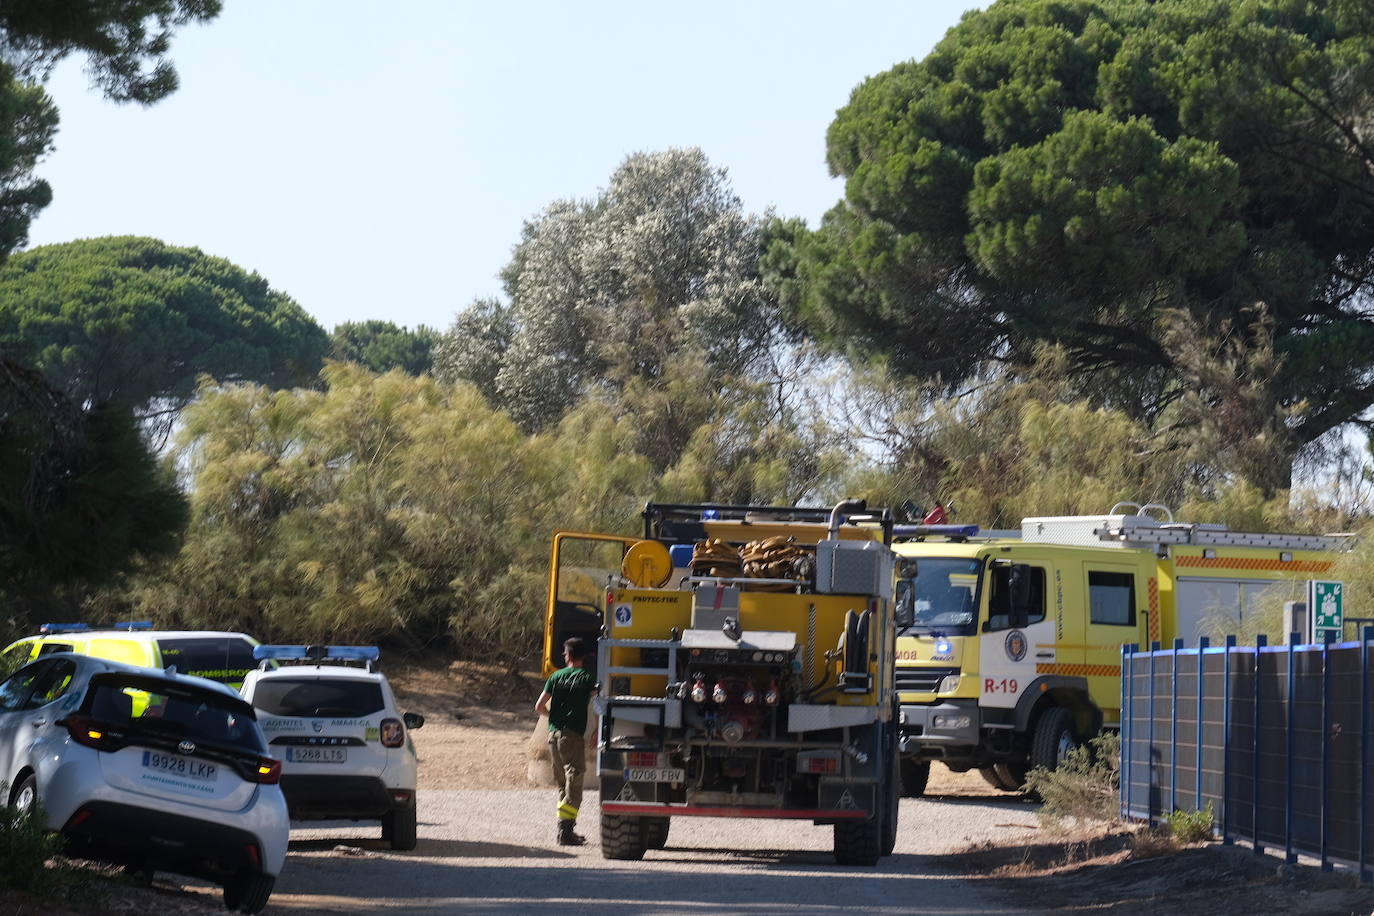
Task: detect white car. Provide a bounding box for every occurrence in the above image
[0,652,288,913]
[240,646,423,850]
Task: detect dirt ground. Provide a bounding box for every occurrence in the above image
[391,659,1374,916]
[7,657,1374,915]
[360,658,1374,916]
[957,830,1374,915]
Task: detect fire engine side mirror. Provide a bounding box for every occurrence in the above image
[894,579,915,629]
[894,559,917,628]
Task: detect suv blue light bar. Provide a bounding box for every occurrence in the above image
[39,622,91,635]
[38,621,154,635]
[893,524,981,539]
[253,645,380,662]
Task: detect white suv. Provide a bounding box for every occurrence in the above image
[239,646,423,850]
[0,653,288,912]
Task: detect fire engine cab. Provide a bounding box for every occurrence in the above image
[892,503,1350,793]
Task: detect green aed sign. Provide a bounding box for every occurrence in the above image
[1308,580,1344,639]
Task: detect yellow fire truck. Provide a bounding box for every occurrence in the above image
[891,503,1351,794]
[542,500,904,864]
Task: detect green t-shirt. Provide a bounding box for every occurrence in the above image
[545,665,595,734]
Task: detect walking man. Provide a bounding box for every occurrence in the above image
[535,636,596,846]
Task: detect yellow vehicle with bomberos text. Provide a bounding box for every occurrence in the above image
[891,503,1351,794]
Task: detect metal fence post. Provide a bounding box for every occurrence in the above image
[1321,630,1332,872]
[1254,634,1267,856]
[1362,627,1371,884]
[1286,633,1297,864]
[1149,640,1160,827]
[1122,643,1133,821]
[1198,636,1209,818]
[1223,634,1235,846]
[1172,637,1182,815]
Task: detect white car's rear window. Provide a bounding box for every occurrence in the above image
[251,679,385,717]
[84,672,266,753]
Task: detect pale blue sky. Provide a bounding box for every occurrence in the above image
[26,1,983,334]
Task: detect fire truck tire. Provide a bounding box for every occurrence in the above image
[978,766,1010,790]
[980,763,1028,791]
[1031,706,1078,771]
[643,816,670,850]
[899,758,930,798]
[995,762,1028,790]
[601,814,647,860]
[833,813,882,866]
[881,754,899,856]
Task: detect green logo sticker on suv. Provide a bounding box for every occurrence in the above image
[365,726,380,741]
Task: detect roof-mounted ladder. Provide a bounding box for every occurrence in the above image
[1022,502,1354,552]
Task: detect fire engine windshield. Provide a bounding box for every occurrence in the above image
[901,557,982,635]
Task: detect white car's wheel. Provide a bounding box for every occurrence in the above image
[223,870,275,913]
[11,773,36,816]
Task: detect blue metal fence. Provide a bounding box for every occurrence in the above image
[1120,628,1374,881]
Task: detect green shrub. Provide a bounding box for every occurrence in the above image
[1165,805,1215,843]
[1025,731,1121,830]
[0,798,62,891]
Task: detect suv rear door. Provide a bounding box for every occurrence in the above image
[77,673,273,812]
[249,675,388,772]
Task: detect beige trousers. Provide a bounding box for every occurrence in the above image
[548,728,585,820]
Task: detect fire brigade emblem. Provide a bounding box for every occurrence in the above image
[1005,630,1027,662]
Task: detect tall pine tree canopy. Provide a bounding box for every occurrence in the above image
[0,236,329,414]
[773,0,1374,475]
[0,2,220,263]
[330,320,438,376]
[0,0,220,103]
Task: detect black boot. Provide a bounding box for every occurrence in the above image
[557,820,586,846]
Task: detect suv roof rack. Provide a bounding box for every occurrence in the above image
[892,524,982,542]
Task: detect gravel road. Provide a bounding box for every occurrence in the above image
[264,789,1048,915]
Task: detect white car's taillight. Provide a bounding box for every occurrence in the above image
[251,756,282,784]
[381,718,405,748]
[61,715,119,751]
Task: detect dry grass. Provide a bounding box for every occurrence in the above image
[1024,732,1121,832]
[1129,826,1183,859]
